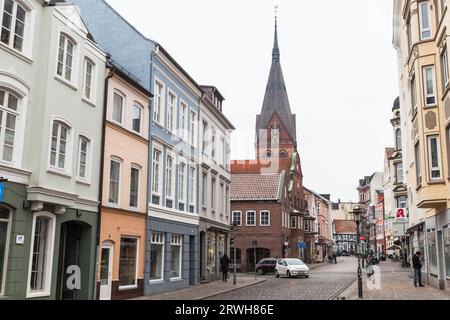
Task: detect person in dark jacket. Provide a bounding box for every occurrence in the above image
[220,254,231,282]
[332,253,337,264]
[412,252,425,287]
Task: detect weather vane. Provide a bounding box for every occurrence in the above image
[274,4,279,21]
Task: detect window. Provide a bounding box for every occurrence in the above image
[0,207,11,296]
[112,92,123,124]
[219,183,224,214]
[415,142,422,185]
[108,158,121,205]
[419,1,432,40]
[129,166,139,208]
[260,211,270,226]
[406,16,412,54]
[150,233,164,281]
[0,89,19,162]
[190,111,196,146]
[77,136,90,180]
[119,237,138,288]
[201,172,207,206]
[221,137,225,166]
[211,128,216,159]
[232,211,242,226]
[411,76,417,114]
[178,162,186,207]
[291,216,297,229]
[395,129,402,150]
[152,148,161,195]
[395,162,403,184]
[397,195,407,208]
[57,34,75,82]
[225,187,229,216]
[211,178,216,211]
[170,235,182,279]
[167,91,176,133]
[50,121,70,170]
[447,125,450,178]
[423,65,437,106]
[441,48,449,89]
[165,154,174,199]
[246,211,256,226]
[428,229,438,275]
[83,58,95,100]
[1,0,26,52]
[304,220,309,231]
[153,81,163,125]
[27,213,55,297]
[202,121,207,153]
[427,135,442,180]
[132,103,142,133]
[180,102,187,140]
[189,166,195,206]
[444,227,450,278]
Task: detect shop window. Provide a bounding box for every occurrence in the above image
[119,237,138,288]
[170,235,182,279]
[150,233,164,282]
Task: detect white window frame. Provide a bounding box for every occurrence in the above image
[410,75,417,114]
[179,101,188,141]
[153,79,164,127]
[190,110,197,147]
[150,232,165,283]
[442,48,449,88]
[178,161,186,208]
[118,236,139,290]
[260,210,271,227]
[82,57,96,103]
[170,235,182,280]
[211,128,216,160]
[76,134,92,184]
[419,1,432,40]
[189,165,196,208]
[111,89,125,126]
[129,164,141,209]
[211,177,216,212]
[165,152,175,201]
[48,117,73,176]
[26,212,56,298]
[167,90,177,134]
[232,211,242,226]
[131,102,143,134]
[0,206,12,296]
[219,182,224,215]
[151,145,163,197]
[0,88,20,164]
[427,135,442,180]
[0,0,34,57]
[202,121,208,154]
[423,65,437,107]
[291,216,297,229]
[246,211,256,226]
[55,31,78,85]
[201,172,207,207]
[108,156,122,206]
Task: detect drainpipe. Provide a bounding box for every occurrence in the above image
[93,55,114,300]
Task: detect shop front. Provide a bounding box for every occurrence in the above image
[200,225,229,281]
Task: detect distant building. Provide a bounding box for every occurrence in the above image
[332,220,357,253]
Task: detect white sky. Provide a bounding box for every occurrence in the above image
[105,0,398,202]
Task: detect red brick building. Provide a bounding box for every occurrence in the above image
[230,18,314,271]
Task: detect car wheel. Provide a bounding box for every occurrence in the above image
[256,268,264,276]
[287,270,291,278]
[305,275,309,278]
[275,270,279,278]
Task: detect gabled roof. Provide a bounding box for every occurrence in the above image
[256,18,296,142]
[230,172,283,201]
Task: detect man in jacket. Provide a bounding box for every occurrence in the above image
[220,254,231,282]
[412,251,425,287]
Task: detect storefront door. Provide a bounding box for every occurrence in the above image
[99,243,113,300]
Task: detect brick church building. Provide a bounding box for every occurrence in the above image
[230,18,316,272]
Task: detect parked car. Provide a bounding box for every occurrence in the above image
[275,258,310,278]
[255,258,277,275]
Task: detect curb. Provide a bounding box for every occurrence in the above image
[198,278,267,300]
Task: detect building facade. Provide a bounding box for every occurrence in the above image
[198,86,234,281]
[0,0,106,299]
[97,62,151,300]
[393,0,450,291]
[332,220,357,254]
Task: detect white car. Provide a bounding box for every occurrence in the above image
[275,258,310,278]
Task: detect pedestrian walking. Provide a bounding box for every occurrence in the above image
[220,254,231,282]
[412,251,425,287]
[332,253,337,264]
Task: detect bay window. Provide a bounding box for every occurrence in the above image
[0,89,19,163]
[419,1,432,40]
[170,235,182,279]
[150,233,164,282]
[427,135,442,180]
[395,129,402,150]
[1,0,26,52]
[395,162,403,184]
[49,120,71,171]
[119,237,138,288]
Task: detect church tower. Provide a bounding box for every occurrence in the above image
[256,16,297,160]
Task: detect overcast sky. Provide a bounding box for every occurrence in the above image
[105,0,398,202]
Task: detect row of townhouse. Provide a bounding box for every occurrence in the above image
[0,0,234,300]
[392,0,450,292]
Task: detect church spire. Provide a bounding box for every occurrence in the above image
[272,6,280,62]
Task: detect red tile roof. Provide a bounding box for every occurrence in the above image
[334,220,357,234]
[230,173,282,201]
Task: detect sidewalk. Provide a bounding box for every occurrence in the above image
[341,260,450,300]
[131,276,266,300]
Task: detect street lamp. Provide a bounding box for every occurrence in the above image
[232,221,238,285]
[351,205,365,299]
